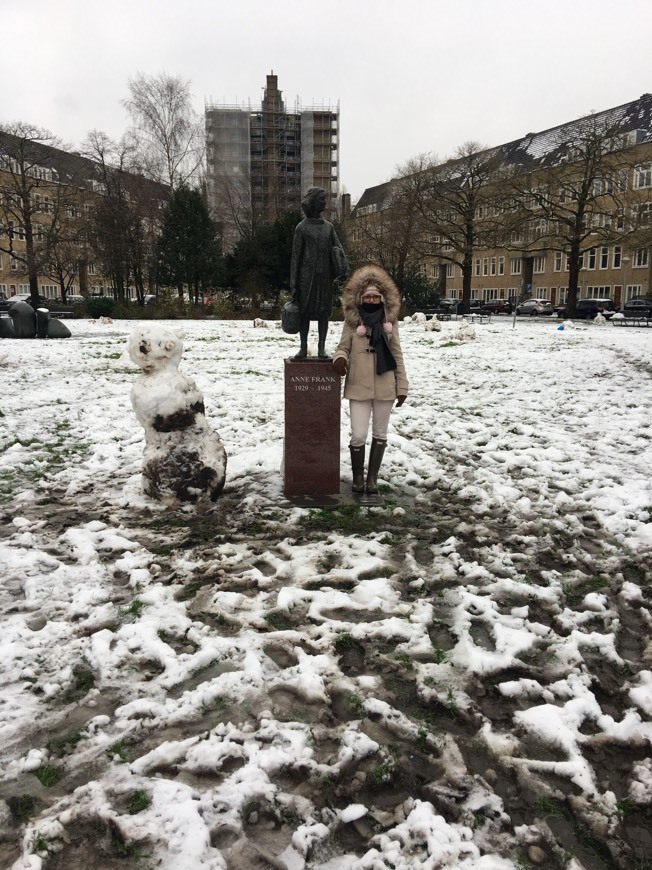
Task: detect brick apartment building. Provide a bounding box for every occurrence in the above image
[350,94,652,309]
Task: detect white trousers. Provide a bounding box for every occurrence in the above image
[349,399,394,447]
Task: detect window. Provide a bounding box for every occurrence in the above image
[633,249,649,268]
[498,256,505,276]
[474,259,481,277]
[10,255,18,271]
[593,176,613,196]
[554,252,563,272]
[599,247,609,269]
[490,257,497,276]
[532,218,547,239]
[634,164,652,189]
[446,263,454,278]
[533,256,546,274]
[510,257,521,275]
[482,257,488,276]
[634,203,652,226]
[432,264,440,279]
[615,208,624,231]
[586,286,611,298]
[613,246,622,269]
[88,263,96,275]
[587,248,596,270]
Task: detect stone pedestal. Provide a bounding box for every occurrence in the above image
[284,358,341,496]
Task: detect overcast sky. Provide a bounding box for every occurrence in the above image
[3,0,650,201]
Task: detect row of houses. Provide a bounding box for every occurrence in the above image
[346,93,652,309]
[3,85,651,311]
[0,127,167,304]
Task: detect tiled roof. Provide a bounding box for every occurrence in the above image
[353,93,652,210]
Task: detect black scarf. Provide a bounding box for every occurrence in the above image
[359,303,397,376]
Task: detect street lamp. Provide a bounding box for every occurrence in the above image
[622,256,630,305]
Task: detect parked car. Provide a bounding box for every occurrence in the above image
[556,298,617,319]
[143,294,157,305]
[481,299,513,315]
[515,298,554,316]
[8,293,52,308]
[65,295,86,306]
[622,297,652,318]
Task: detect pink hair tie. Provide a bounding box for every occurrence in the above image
[383,321,393,334]
[356,324,366,336]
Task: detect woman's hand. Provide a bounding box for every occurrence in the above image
[333,357,347,376]
[396,395,407,407]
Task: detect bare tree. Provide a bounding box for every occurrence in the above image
[349,155,434,298]
[206,164,254,250]
[123,72,204,190]
[0,122,79,307]
[415,142,509,310]
[507,113,651,315]
[83,131,163,304]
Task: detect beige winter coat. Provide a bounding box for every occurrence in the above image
[333,265,409,401]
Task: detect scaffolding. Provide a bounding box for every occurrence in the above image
[205,73,340,244]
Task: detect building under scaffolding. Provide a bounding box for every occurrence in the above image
[205,73,339,248]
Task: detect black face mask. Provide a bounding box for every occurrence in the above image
[361,302,383,313]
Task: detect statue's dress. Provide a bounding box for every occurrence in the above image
[290,217,347,319]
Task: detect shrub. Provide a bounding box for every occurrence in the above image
[85,297,116,318]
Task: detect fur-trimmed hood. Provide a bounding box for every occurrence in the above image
[341,265,401,329]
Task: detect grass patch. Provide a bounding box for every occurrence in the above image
[107,740,128,762]
[431,646,448,664]
[562,575,610,607]
[128,790,151,814]
[31,832,51,854]
[369,761,395,788]
[176,582,202,601]
[334,632,359,652]
[119,599,145,618]
[72,666,95,694]
[265,610,295,630]
[303,503,381,535]
[9,794,37,821]
[47,730,85,757]
[534,795,566,820]
[346,693,366,715]
[34,765,61,787]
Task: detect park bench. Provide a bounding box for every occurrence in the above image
[612,317,652,327]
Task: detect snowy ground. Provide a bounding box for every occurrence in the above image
[1,314,651,870]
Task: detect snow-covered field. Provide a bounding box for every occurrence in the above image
[1,314,651,870]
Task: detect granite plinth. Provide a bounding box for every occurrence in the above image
[284,357,341,496]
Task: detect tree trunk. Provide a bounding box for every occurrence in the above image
[566,239,581,317]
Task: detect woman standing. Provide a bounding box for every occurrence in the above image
[332,265,409,494]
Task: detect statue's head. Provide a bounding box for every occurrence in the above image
[302,187,327,218]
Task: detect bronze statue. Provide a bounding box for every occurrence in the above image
[290,187,348,359]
